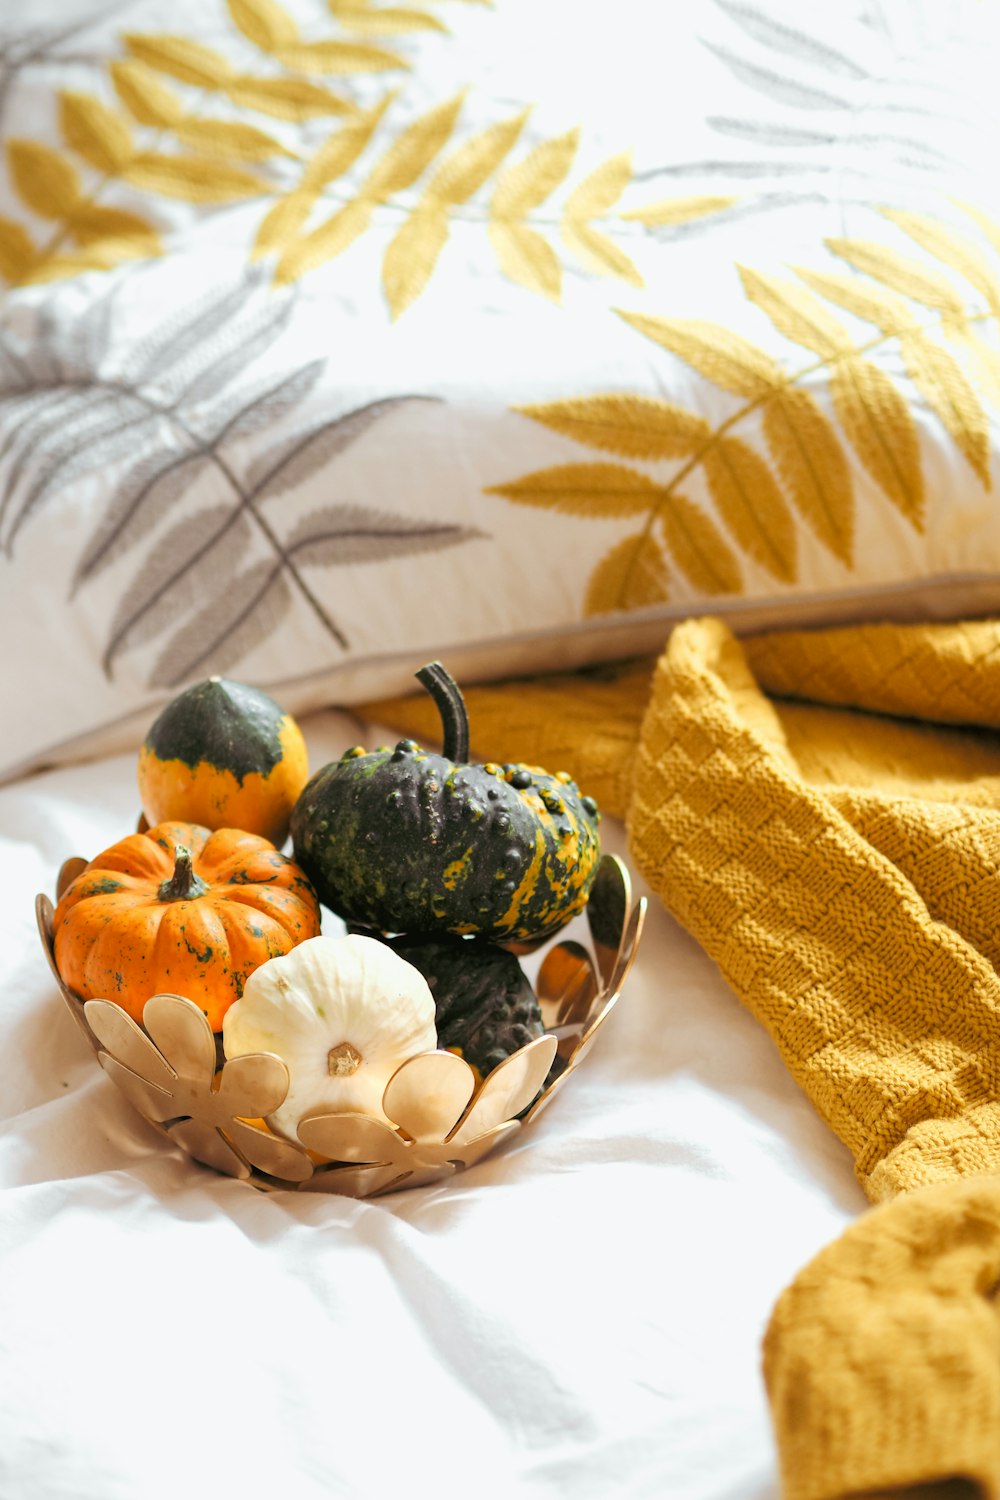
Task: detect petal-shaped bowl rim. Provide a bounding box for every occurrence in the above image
[36,853,645,1198]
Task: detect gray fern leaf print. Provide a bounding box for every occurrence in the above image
[0,4,129,132]
[700,0,986,187]
[631,0,993,238]
[0,272,483,687]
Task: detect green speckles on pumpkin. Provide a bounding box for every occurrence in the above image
[181,930,214,965]
[88,877,123,895]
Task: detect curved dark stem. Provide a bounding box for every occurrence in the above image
[416,661,469,763]
[158,846,209,903]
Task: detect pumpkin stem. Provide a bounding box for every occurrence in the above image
[416,661,469,764]
[158,846,210,903]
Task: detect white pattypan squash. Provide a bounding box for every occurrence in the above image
[222,934,437,1139]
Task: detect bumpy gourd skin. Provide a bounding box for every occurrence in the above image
[389,935,544,1078]
[291,741,601,942]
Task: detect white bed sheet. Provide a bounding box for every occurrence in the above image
[0,708,865,1500]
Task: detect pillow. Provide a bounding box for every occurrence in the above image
[3,0,1000,779]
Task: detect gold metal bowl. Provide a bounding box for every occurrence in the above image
[36,855,645,1197]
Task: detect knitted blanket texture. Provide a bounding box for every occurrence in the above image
[368,616,1000,1500]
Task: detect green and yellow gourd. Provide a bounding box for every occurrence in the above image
[138,677,308,847]
[291,663,601,942]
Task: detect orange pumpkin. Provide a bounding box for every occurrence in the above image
[52,821,321,1030]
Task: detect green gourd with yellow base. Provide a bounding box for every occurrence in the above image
[291,663,601,942]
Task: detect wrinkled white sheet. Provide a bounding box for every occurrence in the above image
[0,709,865,1500]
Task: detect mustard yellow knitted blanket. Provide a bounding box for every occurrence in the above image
[369,616,1000,1500]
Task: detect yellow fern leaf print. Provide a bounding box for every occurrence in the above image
[252,99,386,259]
[560,150,641,286]
[330,1,449,36]
[70,205,160,251]
[110,61,186,127]
[58,93,133,174]
[173,119,296,162]
[256,89,677,312]
[124,153,266,202]
[741,267,923,525]
[492,129,579,219]
[763,387,854,565]
[898,334,991,488]
[563,153,631,220]
[0,217,35,281]
[253,190,315,259]
[364,92,464,196]
[517,395,710,461]
[382,203,449,317]
[381,109,527,315]
[813,251,991,488]
[827,236,969,326]
[301,96,394,189]
[485,463,664,517]
[584,531,670,616]
[617,312,780,399]
[701,438,797,582]
[488,128,579,300]
[661,495,742,594]
[123,34,235,88]
[490,221,563,300]
[491,207,1000,619]
[274,39,408,73]
[224,75,353,120]
[7,141,81,218]
[620,195,737,227]
[829,358,924,529]
[561,221,642,288]
[738,266,847,359]
[228,0,300,52]
[23,236,157,283]
[272,94,461,283]
[881,208,1000,315]
[275,197,373,281]
[424,111,527,205]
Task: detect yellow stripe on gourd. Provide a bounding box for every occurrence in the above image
[138,714,308,845]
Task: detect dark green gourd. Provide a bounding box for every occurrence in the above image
[290,662,601,942]
[389,936,544,1078]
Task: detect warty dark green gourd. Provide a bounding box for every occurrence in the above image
[388,935,545,1077]
[290,662,601,942]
